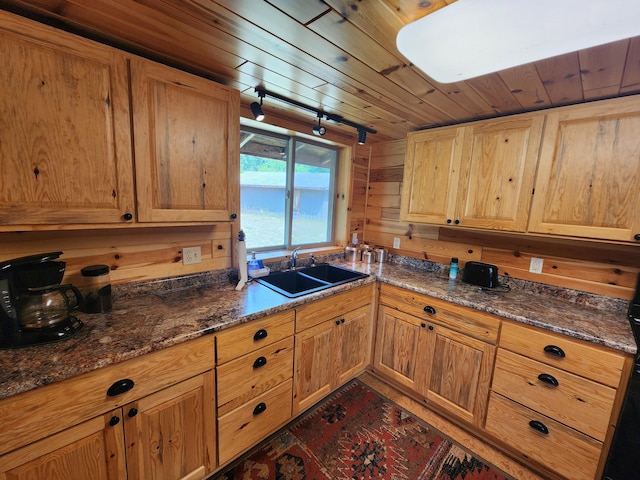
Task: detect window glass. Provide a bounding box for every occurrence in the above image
[240,128,337,251]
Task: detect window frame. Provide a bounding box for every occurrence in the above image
[240,126,339,252]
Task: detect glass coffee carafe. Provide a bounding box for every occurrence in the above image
[17,284,83,329]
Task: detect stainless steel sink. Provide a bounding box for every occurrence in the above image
[255,263,367,298]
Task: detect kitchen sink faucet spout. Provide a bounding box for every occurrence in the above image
[289,247,301,269]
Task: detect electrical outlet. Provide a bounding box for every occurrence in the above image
[352,233,358,244]
[529,257,544,274]
[183,246,202,265]
[393,237,401,249]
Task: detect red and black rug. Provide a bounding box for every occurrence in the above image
[214,380,510,480]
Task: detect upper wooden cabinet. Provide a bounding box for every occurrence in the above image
[130,59,239,223]
[528,96,640,242]
[0,11,135,227]
[401,113,544,232]
[0,10,240,229]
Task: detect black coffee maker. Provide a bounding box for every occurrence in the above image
[0,252,83,348]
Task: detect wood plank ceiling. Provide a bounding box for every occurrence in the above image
[5,0,640,142]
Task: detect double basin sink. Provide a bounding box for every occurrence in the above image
[255,263,368,298]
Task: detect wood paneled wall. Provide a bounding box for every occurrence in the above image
[363,140,640,300]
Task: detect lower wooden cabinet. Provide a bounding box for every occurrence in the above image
[0,372,216,480]
[294,303,372,413]
[374,304,495,427]
[215,310,295,466]
[486,320,632,480]
[374,284,497,428]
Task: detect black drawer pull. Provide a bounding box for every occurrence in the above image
[528,420,549,435]
[253,402,267,416]
[538,373,559,387]
[107,379,135,397]
[128,407,138,418]
[423,306,436,315]
[109,415,120,426]
[254,329,268,341]
[543,345,566,358]
[253,356,267,369]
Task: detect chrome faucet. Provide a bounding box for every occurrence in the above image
[289,247,301,269]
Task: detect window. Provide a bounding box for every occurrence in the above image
[240,127,337,251]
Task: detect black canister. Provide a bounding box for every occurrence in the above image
[80,264,112,313]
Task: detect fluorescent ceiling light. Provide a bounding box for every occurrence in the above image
[397,0,640,83]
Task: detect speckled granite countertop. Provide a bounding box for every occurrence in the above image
[0,256,635,401]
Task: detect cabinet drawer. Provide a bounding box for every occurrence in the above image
[486,392,602,480]
[499,321,626,387]
[0,335,214,456]
[379,284,500,343]
[492,349,616,441]
[216,309,294,364]
[295,285,373,332]
[217,337,293,416]
[218,379,293,465]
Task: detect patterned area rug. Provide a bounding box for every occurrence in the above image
[214,380,510,480]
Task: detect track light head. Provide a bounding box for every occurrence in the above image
[250,101,264,121]
[357,128,367,145]
[312,115,326,136]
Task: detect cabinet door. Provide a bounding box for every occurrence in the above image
[373,305,431,393]
[130,58,240,223]
[293,318,335,413]
[456,114,543,231]
[400,126,465,224]
[335,304,372,386]
[0,11,135,227]
[124,372,216,480]
[529,96,640,241]
[423,323,495,427]
[0,410,126,480]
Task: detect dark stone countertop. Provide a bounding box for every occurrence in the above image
[0,257,635,401]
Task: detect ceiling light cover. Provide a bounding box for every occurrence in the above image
[397,0,640,83]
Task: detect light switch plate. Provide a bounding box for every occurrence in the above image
[393,237,401,249]
[352,233,358,244]
[183,246,202,265]
[529,257,544,274]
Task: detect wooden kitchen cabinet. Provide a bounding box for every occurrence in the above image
[0,10,135,228]
[130,58,240,223]
[486,320,632,480]
[0,336,216,480]
[400,113,543,232]
[215,310,295,465]
[293,285,374,413]
[374,284,498,427]
[528,95,640,242]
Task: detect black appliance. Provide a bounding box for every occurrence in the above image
[0,252,83,348]
[602,273,640,479]
[462,261,500,288]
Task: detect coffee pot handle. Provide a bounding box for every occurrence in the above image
[59,284,84,311]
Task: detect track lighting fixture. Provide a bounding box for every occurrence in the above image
[250,90,265,121]
[357,129,367,145]
[253,87,376,142]
[312,113,326,136]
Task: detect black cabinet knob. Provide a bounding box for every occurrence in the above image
[122,213,133,221]
[109,415,120,426]
[253,402,267,416]
[528,420,549,435]
[107,379,135,397]
[635,233,640,241]
[428,325,434,331]
[543,345,566,358]
[128,408,138,418]
[446,219,452,224]
[538,373,559,387]
[253,329,268,341]
[336,320,341,326]
[454,219,460,225]
[253,356,267,369]
[230,213,237,220]
[423,306,436,315]
[421,323,426,328]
